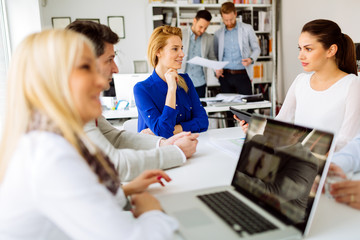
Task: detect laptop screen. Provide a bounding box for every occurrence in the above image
[232,115,333,233]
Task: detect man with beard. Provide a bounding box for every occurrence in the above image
[180,10,216,98]
[214,2,260,96]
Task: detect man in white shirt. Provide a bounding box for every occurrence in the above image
[67,21,199,181]
[179,10,216,98]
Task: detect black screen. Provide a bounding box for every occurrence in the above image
[232,116,333,232]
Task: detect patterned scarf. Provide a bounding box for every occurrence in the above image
[27,111,121,195]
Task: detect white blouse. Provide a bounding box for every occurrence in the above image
[0,131,178,240]
[276,73,360,151]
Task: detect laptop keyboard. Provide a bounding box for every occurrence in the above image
[197,191,277,236]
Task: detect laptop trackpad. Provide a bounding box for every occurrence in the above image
[173,208,213,227]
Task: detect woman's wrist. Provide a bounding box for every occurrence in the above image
[122,183,134,197]
[167,86,177,93]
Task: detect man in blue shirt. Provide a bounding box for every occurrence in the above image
[180,10,216,98]
[214,2,260,95]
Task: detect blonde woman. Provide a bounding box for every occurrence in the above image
[0,29,178,239]
[134,26,209,138]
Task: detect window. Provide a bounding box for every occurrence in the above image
[0,0,11,135]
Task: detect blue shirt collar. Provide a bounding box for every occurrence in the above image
[190,29,201,41]
[225,22,238,32]
[151,69,170,95]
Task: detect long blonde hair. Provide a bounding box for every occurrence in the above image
[0,29,116,182]
[147,25,188,92]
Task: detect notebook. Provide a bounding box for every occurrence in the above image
[158,115,334,240]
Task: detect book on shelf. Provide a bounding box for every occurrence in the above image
[152,15,164,21]
[171,17,177,27]
[258,10,271,32]
[253,10,259,31]
[252,61,273,83]
[201,0,217,3]
[154,20,163,28]
[234,0,272,3]
[163,10,174,25]
[180,12,196,18]
[238,10,251,24]
[257,34,270,56]
[152,7,162,15]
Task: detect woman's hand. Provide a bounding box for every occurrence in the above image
[164,68,179,91]
[164,68,178,110]
[173,124,183,135]
[233,114,248,133]
[122,170,172,196]
[131,192,162,218]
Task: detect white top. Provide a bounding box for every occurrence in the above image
[0,131,178,240]
[276,73,360,151]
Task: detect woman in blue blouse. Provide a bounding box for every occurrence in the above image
[134,26,208,138]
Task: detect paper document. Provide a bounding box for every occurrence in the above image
[187,56,229,70]
[214,93,264,103]
[209,137,245,158]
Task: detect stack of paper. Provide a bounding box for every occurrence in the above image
[187,56,229,70]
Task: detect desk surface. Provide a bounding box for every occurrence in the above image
[103,101,271,120]
[148,127,360,240]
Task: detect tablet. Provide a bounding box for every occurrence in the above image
[229,106,252,123]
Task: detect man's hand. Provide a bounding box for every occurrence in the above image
[242,58,252,67]
[328,163,347,179]
[173,133,199,158]
[160,131,192,146]
[160,131,199,158]
[215,69,224,78]
[140,128,155,135]
[331,180,360,210]
[122,170,171,196]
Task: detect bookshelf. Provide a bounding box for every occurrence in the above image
[147,0,277,116]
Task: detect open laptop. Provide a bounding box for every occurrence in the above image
[113,73,150,107]
[158,115,334,240]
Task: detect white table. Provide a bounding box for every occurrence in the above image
[148,127,360,240]
[103,101,271,120]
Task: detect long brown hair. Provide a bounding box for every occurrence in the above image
[302,19,357,75]
[147,25,188,92]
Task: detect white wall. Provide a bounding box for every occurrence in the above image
[0,0,42,136]
[6,0,42,51]
[278,0,360,101]
[40,0,150,74]
[5,0,360,102]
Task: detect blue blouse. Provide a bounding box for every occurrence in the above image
[133,70,209,138]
